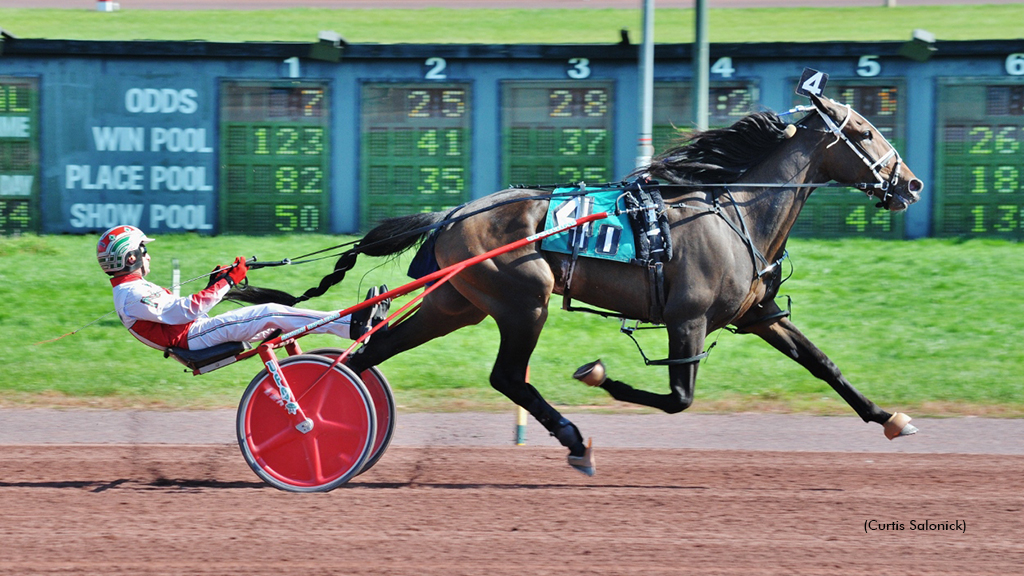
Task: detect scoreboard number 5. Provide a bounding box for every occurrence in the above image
[856,55,881,77]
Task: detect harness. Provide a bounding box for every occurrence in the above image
[789,102,905,208]
[228,101,905,368]
[554,179,674,325]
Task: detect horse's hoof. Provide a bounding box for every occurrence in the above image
[567,438,596,476]
[884,412,918,440]
[573,360,607,387]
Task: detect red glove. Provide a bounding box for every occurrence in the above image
[227,256,248,285]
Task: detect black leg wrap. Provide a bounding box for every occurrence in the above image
[524,386,585,457]
[598,378,630,401]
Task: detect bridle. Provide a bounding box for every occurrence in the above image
[791,101,904,207]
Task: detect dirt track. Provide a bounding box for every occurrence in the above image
[1,410,1022,575]
[1,445,1022,575]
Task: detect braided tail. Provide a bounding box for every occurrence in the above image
[226,211,447,306]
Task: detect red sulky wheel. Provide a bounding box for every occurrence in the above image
[236,354,376,492]
[306,348,396,475]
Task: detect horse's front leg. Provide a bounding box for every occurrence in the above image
[588,319,707,414]
[742,305,918,439]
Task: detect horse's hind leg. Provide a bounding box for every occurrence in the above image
[596,319,707,414]
[347,282,487,373]
[744,309,917,439]
[488,303,593,474]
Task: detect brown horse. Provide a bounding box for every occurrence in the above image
[246,94,924,475]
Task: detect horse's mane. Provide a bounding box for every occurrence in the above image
[634,110,791,184]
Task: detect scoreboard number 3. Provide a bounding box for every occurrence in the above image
[796,68,829,97]
[567,58,591,79]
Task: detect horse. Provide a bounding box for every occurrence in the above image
[238,93,924,475]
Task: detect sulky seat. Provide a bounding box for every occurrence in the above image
[165,341,249,373]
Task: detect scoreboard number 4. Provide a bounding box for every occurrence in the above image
[711,57,735,78]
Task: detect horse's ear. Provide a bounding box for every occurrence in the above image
[809,92,828,113]
[809,92,840,122]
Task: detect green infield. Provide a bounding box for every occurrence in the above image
[0,5,1020,43]
[2,232,1022,415]
[1,4,1021,414]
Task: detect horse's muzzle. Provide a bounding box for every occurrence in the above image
[886,178,923,212]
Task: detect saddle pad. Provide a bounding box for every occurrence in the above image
[541,189,636,263]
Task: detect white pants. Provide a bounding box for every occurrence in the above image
[186,303,353,350]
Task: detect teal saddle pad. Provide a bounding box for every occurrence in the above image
[540,188,636,263]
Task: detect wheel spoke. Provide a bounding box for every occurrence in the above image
[251,422,301,454]
[318,416,363,433]
[296,365,336,415]
[303,434,325,484]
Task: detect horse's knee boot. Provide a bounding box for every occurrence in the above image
[552,418,586,457]
[523,390,585,457]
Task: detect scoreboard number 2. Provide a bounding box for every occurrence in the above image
[425,57,448,80]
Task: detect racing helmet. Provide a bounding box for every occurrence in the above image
[97,225,153,276]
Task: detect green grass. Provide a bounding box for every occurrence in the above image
[2,233,1022,415]
[0,5,1021,43]
[1,5,1021,415]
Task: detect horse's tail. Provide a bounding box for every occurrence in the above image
[357,211,447,257]
[226,211,448,307]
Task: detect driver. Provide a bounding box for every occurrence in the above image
[97,224,389,352]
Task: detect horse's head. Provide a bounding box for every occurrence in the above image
[806,94,923,212]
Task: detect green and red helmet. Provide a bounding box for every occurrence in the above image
[97,225,153,276]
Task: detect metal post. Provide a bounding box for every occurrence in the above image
[636,0,655,168]
[515,365,531,445]
[693,0,709,132]
[172,258,180,297]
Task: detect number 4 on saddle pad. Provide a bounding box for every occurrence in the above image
[541,189,636,263]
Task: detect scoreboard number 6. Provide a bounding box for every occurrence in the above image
[1006,54,1024,76]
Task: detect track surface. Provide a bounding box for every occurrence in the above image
[1,411,1022,575]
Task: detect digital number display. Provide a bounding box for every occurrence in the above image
[502,82,613,186]
[361,83,471,228]
[652,81,758,153]
[790,80,905,238]
[935,80,1024,238]
[219,80,330,234]
[0,77,39,235]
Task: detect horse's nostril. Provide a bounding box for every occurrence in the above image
[908,178,923,194]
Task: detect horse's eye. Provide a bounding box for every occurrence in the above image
[862,130,873,140]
